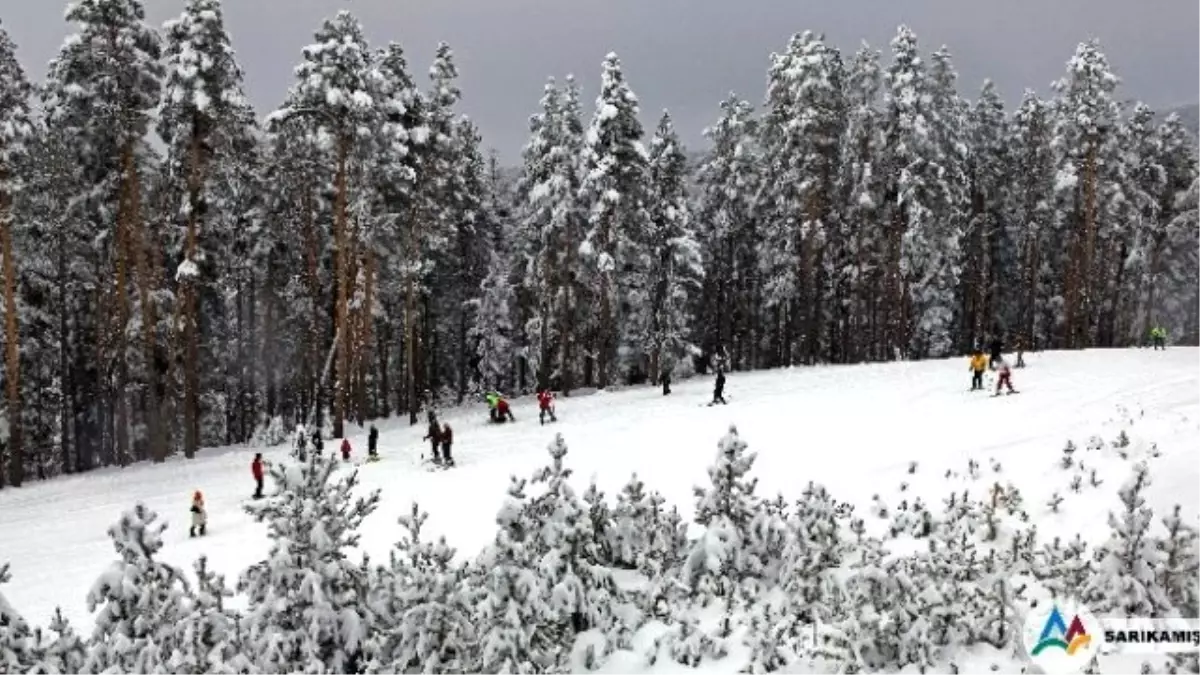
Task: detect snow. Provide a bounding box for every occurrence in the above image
[0,348,1197,670]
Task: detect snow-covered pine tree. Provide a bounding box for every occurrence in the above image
[0,19,34,489]
[238,453,381,673]
[41,0,165,468]
[410,42,464,405]
[1157,504,1200,618]
[158,0,260,458]
[686,426,763,602]
[756,31,845,366]
[1080,461,1170,616]
[645,111,702,386]
[694,95,760,370]
[836,43,886,363]
[962,79,1011,350]
[1144,114,1199,343]
[526,434,621,643]
[83,503,193,673]
[515,78,562,391]
[167,555,251,673]
[1116,103,1166,345]
[882,26,964,358]
[472,249,516,393]
[1050,39,1124,349]
[270,10,378,439]
[0,563,35,671]
[552,77,587,393]
[441,118,493,401]
[577,53,653,388]
[368,502,478,673]
[474,476,555,672]
[1008,90,1058,350]
[25,608,88,674]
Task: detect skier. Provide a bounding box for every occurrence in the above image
[423,414,443,463]
[712,369,727,405]
[251,453,265,499]
[1015,335,1026,368]
[485,392,500,422]
[994,358,1017,396]
[312,430,324,457]
[1151,326,1167,350]
[661,367,672,396]
[537,388,557,425]
[189,490,207,538]
[969,350,988,391]
[367,424,379,461]
[988,336,1004,370]
[440,424,454,466]
[340,437,352,462]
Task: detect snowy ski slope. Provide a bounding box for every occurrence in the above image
[0,348,1197,635]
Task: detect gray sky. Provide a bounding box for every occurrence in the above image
[2,0,1197,163]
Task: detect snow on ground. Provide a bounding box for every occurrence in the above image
[1,348,1197,641]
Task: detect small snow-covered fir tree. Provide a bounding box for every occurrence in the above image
[472,249,516,393]
[474,476,555,672]
[1157,505,1200,617]
[238,453,381,673]
[527,435,620,640]
[0,563,35,671]
[84,503,194,673]
[369,502,477,673]
[614,468,691,571]
[167,556,251,673]
[645,111,702,384]
[1081,461,1170,616]
[686,426,762,600]
[26,608,88,674]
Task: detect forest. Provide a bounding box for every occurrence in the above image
[0,0,1195,487]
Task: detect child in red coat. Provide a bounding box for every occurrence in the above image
[537,389,557,425]
[340,438,352,462]
[251,453,265,499]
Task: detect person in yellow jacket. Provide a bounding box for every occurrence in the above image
[969,350,988,391]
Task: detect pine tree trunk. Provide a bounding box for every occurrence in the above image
[405,207,419,425]
[181,123,203,459]
[113,143,135,467]
[332,136,349,439]
[0,170,22,487]
[127,145,165,463]
[302,190,320,424]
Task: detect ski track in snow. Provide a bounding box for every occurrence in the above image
[0,348,1196,637]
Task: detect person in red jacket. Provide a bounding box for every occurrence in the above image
[537,389,557,425]
[495,397,515,423]
[340,438,352,462]
[251,453,265,499]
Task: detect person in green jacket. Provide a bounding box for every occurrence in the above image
[1151,326,1167,350]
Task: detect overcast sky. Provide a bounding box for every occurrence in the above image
[2,0,1197,163]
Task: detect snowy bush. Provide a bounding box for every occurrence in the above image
[0,563,35,671]
[248,414,289,448]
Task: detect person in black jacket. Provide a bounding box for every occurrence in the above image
[988,336,1004,370]
[423,413,442,463]
[367,425,379,459]
[712,369,727,405]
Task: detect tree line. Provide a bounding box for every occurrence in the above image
[0,0,1195,487]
